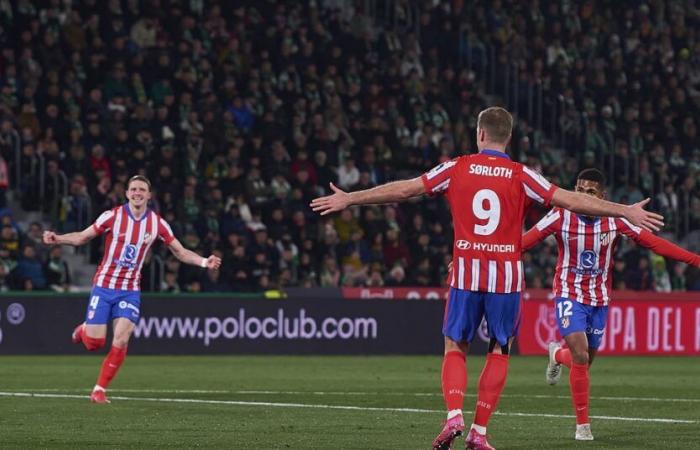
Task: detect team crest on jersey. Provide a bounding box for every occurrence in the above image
[88,310,95,320]
[143,232,152,243]
[561,317,570,329]
[599,232,611,246]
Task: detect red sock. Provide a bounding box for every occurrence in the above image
[555,348,572,368]
[441,351,467,411]
[473,353,509,427]
[570,363,590,424]
[96,345,128,389]
[83,335,106,351]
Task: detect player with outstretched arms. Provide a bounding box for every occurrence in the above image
[43,175,221,404]
[523,168,699,441]
[310,107,664,450]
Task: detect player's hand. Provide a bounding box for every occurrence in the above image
[42,231,58,245]
[310,182,351,216]
[206,255,222,270]
[624,198,664,232]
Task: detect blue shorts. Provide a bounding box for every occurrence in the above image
[442,288,521,346]
[554,297,608,349]
[85,286,141,325]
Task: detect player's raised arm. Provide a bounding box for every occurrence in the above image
[617,220,700,267]
[42,225,99,247]
[522,209,560,251]
[310,177,425,215]
[167,238,222,270]
[551,190,664,232]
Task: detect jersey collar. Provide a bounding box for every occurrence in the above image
[576,214,600,224]
[124,203,150,222]
[480,149,510,159]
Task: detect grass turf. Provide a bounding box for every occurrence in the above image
[0,355,698,449]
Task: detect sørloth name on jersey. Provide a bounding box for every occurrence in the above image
[468,164,513,178]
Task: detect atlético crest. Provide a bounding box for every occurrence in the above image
[88,311,95,320]
[599,232,611,246]
[561,317,570,329]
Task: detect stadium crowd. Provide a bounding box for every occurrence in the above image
[0,0,699,292]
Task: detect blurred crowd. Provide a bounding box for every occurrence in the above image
[0,0,699,292]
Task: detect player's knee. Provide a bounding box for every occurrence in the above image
[572,349,589,365]
[83,336,106,351]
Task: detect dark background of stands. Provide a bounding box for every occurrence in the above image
[0,0,698,293]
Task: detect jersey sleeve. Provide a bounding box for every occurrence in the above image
[522,208,560,250]
[421,159,458,196]
[520,165,558,206]
[157,216,176,245]
[617,218,700,266]
[92,209,116,235]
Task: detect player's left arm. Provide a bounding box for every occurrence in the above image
[157,215,221,269]
[167,238,222,270]
[619,220,700,266]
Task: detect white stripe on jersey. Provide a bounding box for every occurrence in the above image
[471,259,480,291]
[97,209,123,286]
[559,210,572,298]
[159,217,174,238]
[120,215,147,290]
[95,209,115,229]
[619,218,642,235]
[573,215,585,303]
[457,257,465,290]
[523,166,552,190]
[109,212,135,289]
[432,179,450,193]
[426,160,457,180]
[488,260,497,292]
[504,261,513,293]
[600,218,617,302]
[523,184,545,204]
[536,210,560,231]
[516,261,523,291]
[588,219,601,306]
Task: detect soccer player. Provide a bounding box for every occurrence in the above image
[522,168,699,441]
[42,175,221,404]
[310,107,663,450]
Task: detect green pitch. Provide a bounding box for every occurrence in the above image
[0,355,698,449]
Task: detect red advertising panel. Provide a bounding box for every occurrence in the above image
[518,291,700,355]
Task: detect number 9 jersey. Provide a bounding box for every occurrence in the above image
[421,150,558,293]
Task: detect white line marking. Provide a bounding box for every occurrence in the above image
[0,392,696,424]
[2,389,700,403]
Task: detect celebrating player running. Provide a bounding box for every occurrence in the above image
[523,168,699,441]
[43,175,221,404]
[311,106,664,450]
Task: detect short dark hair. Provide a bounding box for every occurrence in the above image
[127,175,152,191]
[577,168,606,186]
[477,107,513,144]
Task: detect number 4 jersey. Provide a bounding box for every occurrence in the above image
[422,150,558,293]
[91,204,176,291]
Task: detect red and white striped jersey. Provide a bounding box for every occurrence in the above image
[421,149,558,293]
[91,204,176,291]
[523,207,700,306]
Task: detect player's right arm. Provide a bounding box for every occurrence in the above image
[522,209,560,251]
[42,226,98,247]
[310,159,455,215]
[43,208,115,247]
[550,188,663,232]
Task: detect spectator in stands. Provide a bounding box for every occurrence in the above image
[45,246,71,292]
[14,244,46,290]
